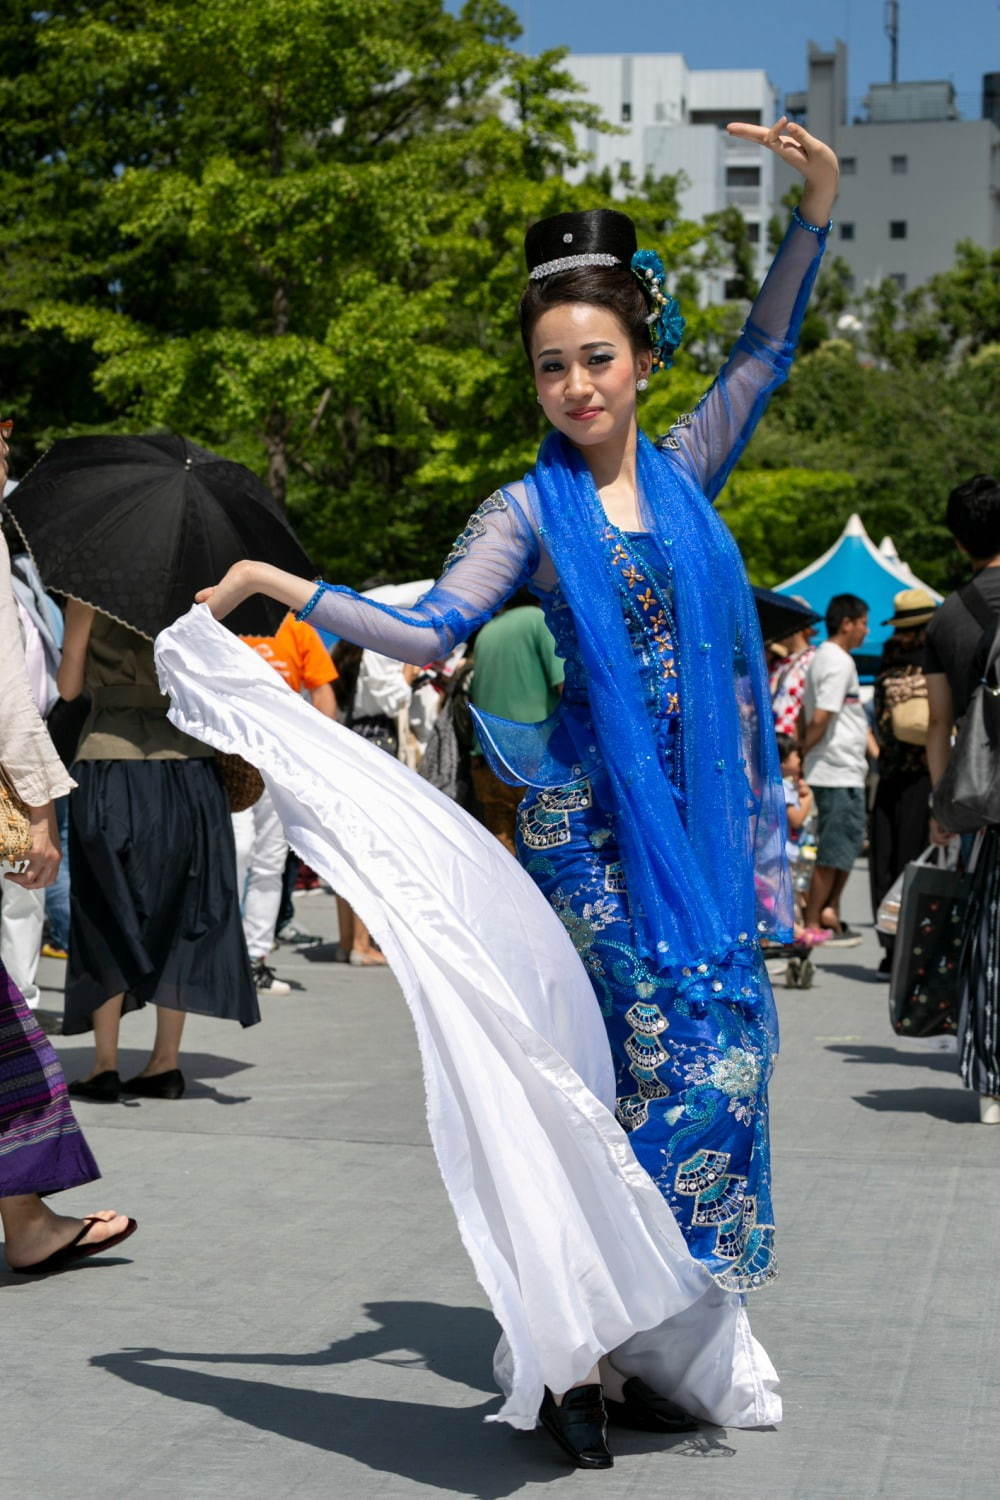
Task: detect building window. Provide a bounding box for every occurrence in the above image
[726,165,761,187]
[654,102,665,122]
[840,156,856,174]
[839,222,855,241]
[690,107,760,126]
[746,221,760,243]
[621,102,632,123]
[889,273,907,292]
[723,278,747,301]
[889,220,907,239]
[843,272,856,292]
[891,154,908,174]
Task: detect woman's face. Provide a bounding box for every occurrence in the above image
[530,302,651,451]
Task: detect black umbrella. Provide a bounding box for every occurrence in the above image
[752,586,821,646]
[7,434,315,638]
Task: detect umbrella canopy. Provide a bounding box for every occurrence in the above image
[751,586,820,646]
[773,513,942,676]
[7,434,315,639]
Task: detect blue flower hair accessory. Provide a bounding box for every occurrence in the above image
[631,248,686,372]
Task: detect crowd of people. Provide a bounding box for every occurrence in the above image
[0,110,996,1476]
[764,473,1000,1123]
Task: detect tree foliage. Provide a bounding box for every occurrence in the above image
[1,1,997,593]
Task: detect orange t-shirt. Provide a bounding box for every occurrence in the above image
[242,613,338,694]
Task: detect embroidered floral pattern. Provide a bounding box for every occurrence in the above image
[675,1150,776,1290]
[517,781,592,850]
[514,537,778,1293]
[442,491,508,572]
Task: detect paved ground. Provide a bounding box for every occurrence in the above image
[4,866,998,1499]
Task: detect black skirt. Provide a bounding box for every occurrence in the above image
[64,759,260,1034]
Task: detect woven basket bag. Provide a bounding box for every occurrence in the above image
[0,770,32,863]
[214,751,265,814]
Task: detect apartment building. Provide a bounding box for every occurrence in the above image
[562,53,781,287]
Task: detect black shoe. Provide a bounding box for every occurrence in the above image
[605,1376,700,1433]
[251,957,292,995]
[275,923,322,947]
[120,1069,186,1100]
[302,942,350,964]
[538,1385,613,1469]
[67,1070,121,1103]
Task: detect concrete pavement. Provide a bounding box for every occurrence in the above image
[4,868,998,1499]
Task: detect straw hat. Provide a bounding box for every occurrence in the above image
[882,587,938,629]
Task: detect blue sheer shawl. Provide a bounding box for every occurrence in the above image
[528,428,792,973]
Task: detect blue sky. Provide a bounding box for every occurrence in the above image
[484,1,998,120]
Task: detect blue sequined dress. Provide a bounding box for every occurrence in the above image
[298,213,829,1293]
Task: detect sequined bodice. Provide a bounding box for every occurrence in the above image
[538,532,681,771]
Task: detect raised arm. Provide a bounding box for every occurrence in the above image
[661,119,838,501]
[197,487,539,663]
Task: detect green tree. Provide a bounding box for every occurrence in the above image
[3,0,722,584]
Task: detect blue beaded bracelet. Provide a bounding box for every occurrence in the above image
[792,205,833,236]
[296,583,325,622]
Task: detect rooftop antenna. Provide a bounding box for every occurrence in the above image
[884,0,900,84]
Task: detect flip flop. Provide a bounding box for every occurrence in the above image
[8,1215,138,1276]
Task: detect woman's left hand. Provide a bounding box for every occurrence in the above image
[726,117,839,224]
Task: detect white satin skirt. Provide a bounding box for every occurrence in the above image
[155,605,781,1430]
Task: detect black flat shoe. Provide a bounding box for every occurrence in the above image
[120,1069,185,1100]
[538,1384,613,1469]
[67,1070,121,1103]
[605,1376,699,1433]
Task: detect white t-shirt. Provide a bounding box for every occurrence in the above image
[803,640,868,788]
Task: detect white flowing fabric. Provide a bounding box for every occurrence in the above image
[155,605,781,1430]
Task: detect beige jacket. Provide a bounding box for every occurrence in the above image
[0,531,75,806]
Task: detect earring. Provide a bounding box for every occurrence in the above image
[536,396,542,404]
[636,378,649,392]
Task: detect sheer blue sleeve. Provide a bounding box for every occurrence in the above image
[659,210,830,502]
[296,487,539,662]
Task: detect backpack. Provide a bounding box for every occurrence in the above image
[932,584,1000,833]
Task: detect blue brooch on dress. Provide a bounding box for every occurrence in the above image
[630,248,686,373]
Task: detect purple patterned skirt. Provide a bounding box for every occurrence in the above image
[0,959,99,1197]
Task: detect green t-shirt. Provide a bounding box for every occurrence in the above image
[470,606,564,740]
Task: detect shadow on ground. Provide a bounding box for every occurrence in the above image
[853,1087,976,1123]
[91,1301,731,1496]
[828,1043,960,1074]
[815,962,886,986]
[52,1049,254,1105]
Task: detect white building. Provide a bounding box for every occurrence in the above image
[785,41,1000,293]
[563,54,781,287]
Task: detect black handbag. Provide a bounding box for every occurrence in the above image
[888,845,971,1037]
[932,584,1000,834]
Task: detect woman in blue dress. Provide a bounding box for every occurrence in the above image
[199,117,838,1466]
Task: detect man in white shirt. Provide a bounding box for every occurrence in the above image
[801,594,876,945]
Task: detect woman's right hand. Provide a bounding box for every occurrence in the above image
[195,560,316,620]
[195,559,259,620]
[5,802,61,889]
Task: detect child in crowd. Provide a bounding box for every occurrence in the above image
[777,733,825,943]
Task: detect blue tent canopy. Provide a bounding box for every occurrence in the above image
[773,514,941,677]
